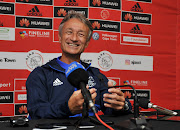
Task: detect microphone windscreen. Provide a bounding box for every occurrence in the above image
[139,98,150,109]
[65,61,89,88]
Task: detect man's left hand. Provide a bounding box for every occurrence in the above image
[103,81,125,110]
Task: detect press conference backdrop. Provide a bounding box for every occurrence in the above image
[0,0,179,117]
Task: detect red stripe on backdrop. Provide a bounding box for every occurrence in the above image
[0,104,14,117]
[0,15,15,28]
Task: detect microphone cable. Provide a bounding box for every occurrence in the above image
[94,113,114,130]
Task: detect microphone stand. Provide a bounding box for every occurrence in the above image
[74,101,92,129]
[74,87,99,129]
[114,85,153,130]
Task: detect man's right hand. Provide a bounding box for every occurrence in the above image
[68,86,97,115]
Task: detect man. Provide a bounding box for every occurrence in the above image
[26,11,131,119]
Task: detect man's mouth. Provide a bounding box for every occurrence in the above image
[68,43,79,47]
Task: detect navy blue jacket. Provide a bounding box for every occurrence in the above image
[26,57,131,119]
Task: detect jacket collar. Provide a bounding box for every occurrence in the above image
[42,57,91,73]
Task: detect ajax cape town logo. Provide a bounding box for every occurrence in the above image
[98,51,113,71]
[101,9,110,19]
[26,50,43,71]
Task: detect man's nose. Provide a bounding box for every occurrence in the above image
[70,32,78,41]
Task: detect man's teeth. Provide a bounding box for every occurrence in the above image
[68,43,78,47]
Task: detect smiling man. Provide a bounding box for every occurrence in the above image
[26,11,131,119]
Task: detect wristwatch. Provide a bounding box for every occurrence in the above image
[124,100,129,111]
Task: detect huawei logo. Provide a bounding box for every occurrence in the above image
[18,105,28,114]
[92,0,101,6]
[19,18,30,27]
[124,91,132,98]
[57,9,67,16]
[124,13,133,21]
[92,21,100,29]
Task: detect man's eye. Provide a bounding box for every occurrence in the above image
[79,33,85,37]
[66,31,72,34]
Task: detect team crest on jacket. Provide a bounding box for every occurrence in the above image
[88,76,96,88]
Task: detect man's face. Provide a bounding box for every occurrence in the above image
[59,18,90,56]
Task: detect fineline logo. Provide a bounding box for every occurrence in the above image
[130,25,142,34]
[64,0,78,6]
[27,6,42,16]
[57,8,67,16]
[131,3,143,12]
[123,80,131,85]
[92,21,101,29]
[19,18,30,27]
[92,0,101,6]
[124,13,133,21]
[19,31,28,39]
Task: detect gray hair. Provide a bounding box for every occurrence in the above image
[58,10,93,41]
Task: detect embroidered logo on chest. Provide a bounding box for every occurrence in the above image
[88,76,96,88]
[53,78,63,87]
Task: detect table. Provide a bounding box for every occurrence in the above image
[0,111,180,130]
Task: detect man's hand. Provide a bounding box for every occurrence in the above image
[103,81,125,110]
[68,86,97,115]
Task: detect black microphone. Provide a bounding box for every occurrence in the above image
[139,98,178,116]
[65,61,97,114]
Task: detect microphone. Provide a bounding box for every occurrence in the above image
[65,61,97,114]
[139,98,178,116]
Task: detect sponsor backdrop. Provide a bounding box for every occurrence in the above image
[0,0,179,117]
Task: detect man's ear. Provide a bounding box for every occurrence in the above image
[58,34,61,43]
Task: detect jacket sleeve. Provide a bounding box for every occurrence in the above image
[26,67,72,119]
